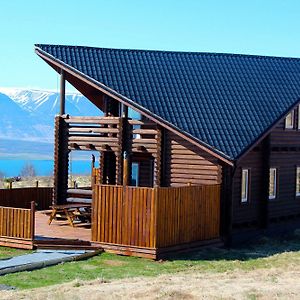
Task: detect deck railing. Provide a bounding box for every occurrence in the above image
[0,187,52,210]
[0,201,35,249]
[92,184,220,257]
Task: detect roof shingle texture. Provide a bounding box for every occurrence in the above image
[35,44,300,160]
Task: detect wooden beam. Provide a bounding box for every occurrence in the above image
[60,69,66,115]
[220,164,235,247]
[260,135,270,229]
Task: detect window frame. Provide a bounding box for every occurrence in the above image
[285,110,294,129]
[269,167,277,200]
[298,106,300,130]
[296,166,300,197]
[241,168,250,203]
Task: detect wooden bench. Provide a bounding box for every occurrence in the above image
[48,203,91,227]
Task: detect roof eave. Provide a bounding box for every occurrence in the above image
[34,45,234,166]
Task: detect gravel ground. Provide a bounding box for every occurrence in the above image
[1,263,300,300]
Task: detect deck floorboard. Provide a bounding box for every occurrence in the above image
[35,211,91,242]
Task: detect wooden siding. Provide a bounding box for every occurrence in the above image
[164,131,221,186]
[234,105,300,227]
[92,184,220,258]
[270,106,300,147]
[233,149,263,226]
[0,187,53,210]
[268,152,300,219]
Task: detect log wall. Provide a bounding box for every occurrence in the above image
[164,131,222,186]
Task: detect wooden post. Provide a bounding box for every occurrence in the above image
[9,182,12,189]
[123,151,130,186]
[60,69,66,115]
[221,164,235,248]
[261,135,270,229]
[30,201,35,240]
[35,180,39,188]
[122,103,128,118]
[53,116,69,205]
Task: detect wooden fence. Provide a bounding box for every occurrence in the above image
[0,201,35,249]
[92,184,220,258]
[0,187,52,210]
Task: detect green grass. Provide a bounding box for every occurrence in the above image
[1,231,300,290]
[0,247,32,259]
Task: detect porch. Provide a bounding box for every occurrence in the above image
[0,184,221,259]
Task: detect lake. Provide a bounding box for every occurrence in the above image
[0,159,94,177]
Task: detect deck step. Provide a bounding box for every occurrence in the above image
[67,189,92,196]
[34,244,102,251]
[34,238,91,246]
[67,197,92,204]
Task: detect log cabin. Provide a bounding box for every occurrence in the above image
[35,44,300,258]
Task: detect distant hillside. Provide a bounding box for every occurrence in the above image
[0,88,102,158]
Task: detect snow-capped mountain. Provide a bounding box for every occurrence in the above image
[0,88,102,158]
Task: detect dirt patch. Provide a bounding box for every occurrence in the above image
[103,260,127,267]
[2,265,300,300]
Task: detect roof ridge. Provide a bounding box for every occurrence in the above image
[35,44,300,62]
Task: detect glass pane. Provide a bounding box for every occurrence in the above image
[241,169,248,202]
[285,112,294,128]
[269,168,276,199]
[131,163,139,186]
[296,167,300,195]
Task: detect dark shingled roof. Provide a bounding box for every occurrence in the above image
[35,44,300,160]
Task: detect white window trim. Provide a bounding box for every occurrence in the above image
[296,166,300,196]
[285,110,294,129]
[269,168,277,200]
[241,169,249,203]
[298,106,300,130]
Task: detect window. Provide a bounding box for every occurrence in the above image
[296,167,300,196]
[241,169,249,203]
[269,168,277,200]
[285,111,294,129]
[128,108,141,139]
[131,162,139,186]
[298,106,300,129]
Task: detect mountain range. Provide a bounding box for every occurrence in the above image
[0,88,102,158]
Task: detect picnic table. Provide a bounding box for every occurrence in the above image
[48,203,91,227]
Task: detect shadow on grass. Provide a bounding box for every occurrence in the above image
[167,230,300,262]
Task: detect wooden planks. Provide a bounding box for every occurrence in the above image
[92,185,156,248]
[0,205,34,240]
[156,185,220,248]
[92,184,220,256]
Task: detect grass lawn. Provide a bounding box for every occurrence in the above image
[0,247,32,260]
[0,231,300,290]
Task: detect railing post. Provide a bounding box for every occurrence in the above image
[30,201,35,240]
[35,180,39,188]
[123,151,130,186]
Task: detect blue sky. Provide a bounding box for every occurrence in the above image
[1,0,300,90]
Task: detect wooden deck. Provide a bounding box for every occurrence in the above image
[35,211,91,242]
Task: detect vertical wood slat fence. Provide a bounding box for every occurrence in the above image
[0,201,35,249]
[92,184,220,258]
[0,187,52,210]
